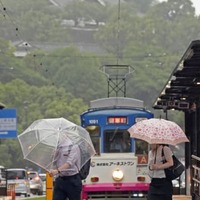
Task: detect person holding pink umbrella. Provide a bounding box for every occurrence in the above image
[147,144,173,200]
[128,118,189,200]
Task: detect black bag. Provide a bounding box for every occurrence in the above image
[79,159,91,180]
[162,148,185,180]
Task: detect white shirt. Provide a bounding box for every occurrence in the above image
[148,145,173,178]
[54,142,81,176]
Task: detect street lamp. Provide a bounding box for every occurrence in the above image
[23,101,29,129]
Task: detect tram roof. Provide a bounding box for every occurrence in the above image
[84,108,150,116]
[90,97,144,110]
[153,40,200,111]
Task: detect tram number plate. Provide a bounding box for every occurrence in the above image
[89,119,98,124]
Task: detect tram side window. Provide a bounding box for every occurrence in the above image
[86,126,100,155]
[135,139,148,155]
[104,130,131,153]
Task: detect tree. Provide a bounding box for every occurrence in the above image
[95,3,139,57]
[144,0,199,52]
[124,0,157,14]
[121,43,179,109]
[35,46,107,102]
[62,0,86,26]
[0,0,52,40]
[0,79,88,168]
[149,0,195,21]
[0,38,21,82]
[17,10,69,42]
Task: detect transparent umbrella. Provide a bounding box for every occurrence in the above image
[18,117,96,171]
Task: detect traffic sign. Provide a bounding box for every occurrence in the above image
[0,109,17,138]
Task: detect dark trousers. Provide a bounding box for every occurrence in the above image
[53,174,82,200]
[147,193,172,200]
[147,178,173,200]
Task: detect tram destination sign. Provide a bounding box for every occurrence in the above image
[0,109,17,138]
[107,116,127,124]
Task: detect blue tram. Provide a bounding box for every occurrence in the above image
[80,97,153,199]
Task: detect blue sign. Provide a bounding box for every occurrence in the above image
[0,109,17,138]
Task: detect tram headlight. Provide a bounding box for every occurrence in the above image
[112,169,124,181]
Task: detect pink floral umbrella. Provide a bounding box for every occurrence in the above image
[128,118,189,145]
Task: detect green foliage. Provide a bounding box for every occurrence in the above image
[94,4,139,56]
[145,0,200,52]
[119,43,178,109]
[0,38,16,81]
[34,46,107,102]
[63,0,108,26]
[2,0,49,13]
[0,0,198,168]
[123,0,156,13]
[18,10,69,42]
[0,79,87,168]
[95,0,200,56]
[62,0,86,26]
[0,0,53,40]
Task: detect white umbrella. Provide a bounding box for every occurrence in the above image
[18,117,96,171]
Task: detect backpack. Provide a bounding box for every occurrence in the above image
[79,159,91,180]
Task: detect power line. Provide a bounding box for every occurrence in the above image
[116,0,121,65]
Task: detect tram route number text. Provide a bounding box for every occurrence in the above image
[89,119,98,124]
[96,161,134,166]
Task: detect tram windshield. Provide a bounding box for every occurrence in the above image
[104,130,131,153]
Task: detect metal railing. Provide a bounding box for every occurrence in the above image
[191,155,200,200]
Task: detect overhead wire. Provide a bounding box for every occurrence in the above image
[0,0,20,38]
[0,0,28,61]
[0,0,44,73]
[0,0,170,79]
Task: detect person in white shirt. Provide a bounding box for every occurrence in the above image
[49,139,82,200]
[147,144,174,200]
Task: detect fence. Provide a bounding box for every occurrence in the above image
[191,155,200,200]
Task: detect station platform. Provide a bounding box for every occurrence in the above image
[173,195,192,200]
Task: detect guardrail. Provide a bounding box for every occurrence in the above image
[191,155,200,200]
